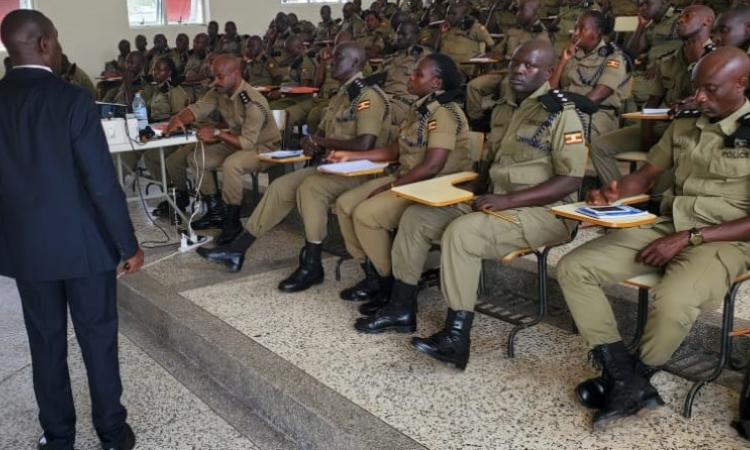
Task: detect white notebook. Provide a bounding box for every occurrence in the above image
[317,160,388,175]
[262,150,304,159]
[642,108,670,115]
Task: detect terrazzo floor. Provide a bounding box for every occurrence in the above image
[0,275,259,450]
[181,258,750,450]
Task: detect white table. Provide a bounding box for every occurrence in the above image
[109,133,198,222]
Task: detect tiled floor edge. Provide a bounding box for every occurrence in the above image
[117,271,427,450]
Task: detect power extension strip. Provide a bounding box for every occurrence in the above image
[179,232,212,253]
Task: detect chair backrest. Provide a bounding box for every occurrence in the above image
[468,131,486,165]
[272,109,288,149]
[614,16,639,33]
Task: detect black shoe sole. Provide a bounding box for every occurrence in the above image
[591,395,665,432]
[278,276,324,293]
[411,338,468,370]
[354,322,416,334]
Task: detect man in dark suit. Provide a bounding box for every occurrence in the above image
[0,10,142,450]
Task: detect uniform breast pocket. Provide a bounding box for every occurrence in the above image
[709,149,750,179]
[507,164,553,187]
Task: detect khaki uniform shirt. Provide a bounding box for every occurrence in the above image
[381,45,429,108]
[183,52,205,79]
[396,93,472,177]
[315,20,340,42]
[355,26,388,53]
[271,29,293,63]
[148,82,189,122]
[188,80,281,151]
[439,19,495,65]
[102,76,147,106]
[169,49,190,75]
[341,15,366,39]
[643,8,681,67]
[319,72,392,146]
[562,40,629,112]
[501,21,550,56]
[244,53,283,86]
[63,64,96,97]
[285,54,317,85]
[647,39,713,106]
[485,81,587,246]
[647,101,750,234]
[220,35,242,56]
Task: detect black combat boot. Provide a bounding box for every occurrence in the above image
[354,280,417,333]
[411,309,474,370]
[357,275,393,316]
[589,342,664,430]
[278,242,324,292]
[216,204,243,245]
[197,231,256,272]
[340,260,384,301]
[190,194,224,230]
[152,189,190,222]
[576,358,660,410]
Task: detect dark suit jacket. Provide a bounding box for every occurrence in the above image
[0,68,138,281]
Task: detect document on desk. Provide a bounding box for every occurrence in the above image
[317,160,389,176]
[263,150,304,159]
[641,108,670,115]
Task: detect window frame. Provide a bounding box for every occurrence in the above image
[126,0,209,29]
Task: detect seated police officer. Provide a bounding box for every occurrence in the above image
[556,47,750,431]
[197,43,391,294]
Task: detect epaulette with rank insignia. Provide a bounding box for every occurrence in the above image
[238,91,251,105]
[724,112,750,148]
[363,71,388,88]
[671,108,700,119]
[539,90,598,115]
[346,77,368,101]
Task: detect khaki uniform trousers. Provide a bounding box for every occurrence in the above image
[335,176,415,277]
[440,208,570,312]
[557,222,750,366]
[297,171,369,242]
[188,143,271,205]
[391,203,471,285]
[165,143,198,191]
[245,167,316,238]
[466,73,503,120]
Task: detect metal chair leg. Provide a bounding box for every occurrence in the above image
[507,247,550,358]
[251,172,260,203]
[682,283,739,418]
[335,256,350,282]
[627,287,649,353]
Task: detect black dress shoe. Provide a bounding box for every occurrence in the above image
[197,244,245,272]
[108,423,136,450]
[412,309,474,370]
[340,261,384,301]
[278,242,324,293]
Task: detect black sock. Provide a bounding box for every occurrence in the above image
[227,231,255,252]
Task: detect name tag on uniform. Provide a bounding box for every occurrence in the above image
[606,60,620,69]
[357,100,371,111]
[564,131,583,145]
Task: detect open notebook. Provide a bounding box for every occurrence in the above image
[317,160,389,176]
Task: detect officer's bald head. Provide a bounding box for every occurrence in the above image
[211,54,243,95]
[0,10,62,71]
[676,5,714,40]
[331,42,365,81]
[692,46,750,119]
[508,40,556,97]
[714,7,750,48]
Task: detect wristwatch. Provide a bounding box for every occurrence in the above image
[213,128,222,137]
[688,227,704,246]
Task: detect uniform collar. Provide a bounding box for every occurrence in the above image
[503,81,549,107]
[680,38,712,61]
[341,72,364,88]
[230,80,252,100]
[415,90,445,108]
[13,64,53,73]
[576,40,606,59]
[696,100,750,135]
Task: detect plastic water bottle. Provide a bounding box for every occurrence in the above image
[132,92,148,131]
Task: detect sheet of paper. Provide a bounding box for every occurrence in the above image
[263,150,304,159]
[317,160,388,175]
[642,108,670,115]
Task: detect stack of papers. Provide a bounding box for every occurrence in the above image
[641,108,670,115]
[317,160,388,175]
[262,150,304,160]
[575,205,651,219]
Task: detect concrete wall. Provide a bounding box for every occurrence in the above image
[0,0,349,78]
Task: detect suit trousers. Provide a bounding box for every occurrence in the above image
[15,270,126,450]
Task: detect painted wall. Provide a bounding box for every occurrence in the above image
[0,0,348,78]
